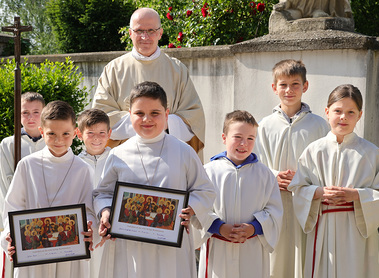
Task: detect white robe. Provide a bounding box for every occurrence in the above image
[78,146,111,188]
[254,105,329,278]
[93,132,216,278]
[288,132,379,278]
[0,135,45,230]
[78,146,111,278]
[199,157,283,278]
[92,51,205,150]
[1,147,95,278]
[0,135,45,278]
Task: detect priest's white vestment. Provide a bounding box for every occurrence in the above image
[288,132,379,278]
[92,51,205,152]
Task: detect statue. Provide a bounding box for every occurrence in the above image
[269,0,354,33]
[274,0,352,20]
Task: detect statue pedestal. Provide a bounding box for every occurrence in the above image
[269,10,355,34]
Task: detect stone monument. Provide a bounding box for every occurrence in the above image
[269,0,355,34]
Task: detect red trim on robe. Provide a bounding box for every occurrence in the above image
[311,204,354,278]
[205,233,258,277]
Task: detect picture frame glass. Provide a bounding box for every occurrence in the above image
[9,204,89,267]
[109,182,189,247]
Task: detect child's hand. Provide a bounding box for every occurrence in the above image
[95,208,113,248]
[219,224,236,242]
[6,233,15,261]
[179,206,195,234]
[322,186,359,205]
[82,221,94,251]
[231,223,255,242]
[277,170,296,191]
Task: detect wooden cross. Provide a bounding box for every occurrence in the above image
[2,16,33,170]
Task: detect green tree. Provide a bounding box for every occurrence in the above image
[0,0,59,55]
[46,0,136,53]
[351,0,379,37]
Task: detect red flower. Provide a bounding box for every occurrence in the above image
[168,43,176,48]
[186,10,192,17]
[257,3,265,12]
[201,7,208,17]
[166,12,173,20]
[203,2,208,8]
[177,32,183,43]
[177,46,182,48]
[237,37,244,43]
[250,2,256,9]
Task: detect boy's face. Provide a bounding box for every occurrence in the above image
[77,123,111,155]
[21,100,44,136]
[39,119,76,157]
[222,121,257,166]
[272,75,308,111]
[130,97,169,139]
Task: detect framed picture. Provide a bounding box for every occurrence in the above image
[8,203,90,267]
[109,181,189,248]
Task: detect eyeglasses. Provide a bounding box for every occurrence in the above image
[130,27,161,36]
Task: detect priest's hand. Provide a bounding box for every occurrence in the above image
[95,208,113,248]
[277,170,295,191]
[6,233,15,261]
[180,206,195,234]
[82,221,94,251]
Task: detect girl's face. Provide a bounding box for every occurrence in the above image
[325,97,362,143]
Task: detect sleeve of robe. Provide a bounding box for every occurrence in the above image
[1,158,29,252]
[255,170,283,252]
[0,138,15,231]
[287,148,321,234]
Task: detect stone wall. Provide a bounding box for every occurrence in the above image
[3,30,379,161]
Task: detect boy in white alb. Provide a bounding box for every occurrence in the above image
[254,60,329,278]
[77,108,112,278]
[93,81,216,278]
[77,108,112,187]
[1,100,95,278]
[199,110,283,278]
[0,92,46,278]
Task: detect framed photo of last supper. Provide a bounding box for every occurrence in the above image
[109,181,189,248]
[8,203,90,267]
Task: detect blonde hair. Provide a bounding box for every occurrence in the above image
[272,59,307,85]
[223,110,258,135]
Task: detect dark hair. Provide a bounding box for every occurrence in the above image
[327,84,363,111]
[272,59,307,84]
[130,81,167,109]
[21,92,45,106]
[77,108,110,132]
[40,100,76,127]
[223,110,258,134]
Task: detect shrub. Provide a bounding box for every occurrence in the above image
[0,57,90,153]
[120,0,277,49]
